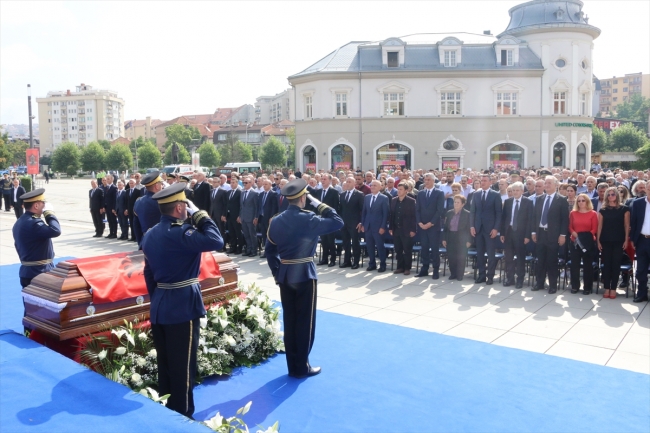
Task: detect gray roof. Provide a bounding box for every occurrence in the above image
[289,37,543,79]
[499,0,601,38]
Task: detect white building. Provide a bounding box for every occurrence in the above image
[255,89,294,124]
[36,83,125,153]
[289,0,600,172]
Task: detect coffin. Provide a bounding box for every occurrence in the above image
[22,251,239,341]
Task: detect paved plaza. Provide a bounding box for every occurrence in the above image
[1,177,648,375]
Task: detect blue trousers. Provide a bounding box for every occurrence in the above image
[420,226,441,271]
[365,228,386,268]
[475,228,498,279]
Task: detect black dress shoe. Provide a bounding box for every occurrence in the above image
[548,288,557,294]
[290,366,321,378]
[475,277,486,284]
[531,285,540,291]
[340,262,351,268]
[618,281,629,288]
[416,271,428,278]
[366,266,377,271]
[93,234,101,238]
[486,278,494,285]
[570,288,579,294]
[432,271,439,280]
[633,295,649,303]
[317,260,329,266]
[118,236,128,240]
[328,261,336,267]
[377,266,386,273]
[503,280,512,287]
[351,264,359,270]
[515,281,523,289]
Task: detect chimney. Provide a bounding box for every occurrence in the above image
[66,90,71,96]
[483,30,492,35]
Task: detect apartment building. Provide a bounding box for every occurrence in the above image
[598,73,650,115]
[124,117,164,141]
[36,83,125,153]
[255,89,294,124]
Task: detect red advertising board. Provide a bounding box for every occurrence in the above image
[334,162,350,170]
[305,163,316,173]
[26,149,39,174]
[493,160,518,171]
[442,160,459,170]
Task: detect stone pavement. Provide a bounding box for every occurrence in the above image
[1,177,648,375]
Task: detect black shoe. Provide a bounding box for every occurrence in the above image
[457,277,464,281]
[366,266,377,271]
[242,251,249,256]
[378,266,386,273]
[515,280,523,289]
[570,288,579,294]
[475,277,486,284]
[503,280,513,287]
[486,278,494,285]
[118,236,128,240]
[328,261,336,267]
[340,262,352,268]
[289,366,321,378]
[618,281,629,289]
[93,234,101,238]
[548,288,557,294]
[633,295,648,303]
[583,289,592,295]
[416,271,428,278]
[531,284,541,291]
[351,264,359,270]
[432,271,439,280]
[317,260,329,266]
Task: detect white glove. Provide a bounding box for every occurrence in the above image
[306,194,322,208]
[185,200,198,216]
[43,202,55,212]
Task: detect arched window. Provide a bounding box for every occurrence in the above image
[576,143,587,171]
[489,142,524,171]
[302,145,316,173]
[553,142,566,167]
[376,143,411,171]
[331,144,353,170]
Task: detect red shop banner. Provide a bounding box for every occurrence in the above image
[26,149,40,174]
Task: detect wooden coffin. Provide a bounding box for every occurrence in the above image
[22,251,239,341]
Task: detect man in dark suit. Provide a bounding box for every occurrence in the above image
[316,174,340,267]
[192,172,212,212]
[277,179,290,213]
[126,179,140,241]
[630,194,650,302]
[531,176,569,294]
[389,182,417,275]
[209,176,228,250]
[114,180,129,240]
[238,175,259,257]
[500,182,534,288]
[257,177,278,258]
[89,179,105,237]
[415,173,446,279]
[470,174,503,285]
[591,182,608,212]
[361,180,389,272]
[225,176,243,254]
[11,179,26,219]
[339,176,364,269]
[104,174,118,239]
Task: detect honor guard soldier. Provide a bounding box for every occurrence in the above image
[141,182,223,419]
[133,171,164,247]
[166,173,177,186]
[265,179,344,378]
[179,175,194,201]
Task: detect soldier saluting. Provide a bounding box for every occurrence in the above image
[133,171,164,247]
[141,182,223,419]
[265,179,344,378]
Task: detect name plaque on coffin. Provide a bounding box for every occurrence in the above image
[22,251,239,341]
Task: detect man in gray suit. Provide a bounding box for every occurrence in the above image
[238,175,259,257]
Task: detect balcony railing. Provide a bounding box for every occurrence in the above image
[78,102,85,106]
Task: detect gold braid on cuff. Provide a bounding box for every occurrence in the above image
[192,210,209,225]
[316,203,331,215]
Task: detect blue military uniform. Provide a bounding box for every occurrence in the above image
[141,182,223,419]
[133,171,163,247]
[265,179,343,378]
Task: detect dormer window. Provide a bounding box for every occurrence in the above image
[500,49,513,66]
[444,51,457,67]
[554,8,564,20]
[494,36,520,67]
[387,52,399,68]
[438,37,462,67]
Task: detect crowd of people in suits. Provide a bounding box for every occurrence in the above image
[1,173,27,219]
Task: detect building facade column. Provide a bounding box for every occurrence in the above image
[541,130,549,168]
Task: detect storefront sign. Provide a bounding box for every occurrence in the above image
[26,149,39,174]
[493,160,518,170]
[334,162,350,170]
[442,159,459,170]
[554,122,592,128]
[305,163,316,173]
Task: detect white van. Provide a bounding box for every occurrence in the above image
[161,165,194,176]
[224,162,262,173]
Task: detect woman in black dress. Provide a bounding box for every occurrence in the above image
[597,186,630,299]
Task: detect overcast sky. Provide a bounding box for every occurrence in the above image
[1,0,648,125]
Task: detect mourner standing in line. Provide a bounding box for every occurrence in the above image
[133,171,164,247]
[142,182,223,419]
[265,179,344,378]
[11,178,26,219]
[2,173,13,212]
[89,179,105,237]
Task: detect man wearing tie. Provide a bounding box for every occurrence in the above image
[192,172,212,212]
[257,178,278,258]
[361,180,389,272]
[114,180,129,240]
[238,175,259,257]
[339,177,364,269]
[104,174,118,239]
[500,182,534,289]
[316,174,340,267]
[89,179,105,237]
[415,173,445,279]
[531,176,569,294]
[277,179,290,212]
[209,176,228,251]
[225,176,243,254]
[470,173,503,285]
[126,179,140,241]
[629,193,650,303]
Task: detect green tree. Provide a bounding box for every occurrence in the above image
[197,142,221,167]
[219,141,252,164]
[97,140,112,151]
[52,142,81,177]
[260,136,287,169]
[591,125,609,153]
[137,143,163,169]
[164,124,202,151]
[81,142,106,172]
[635,141,650,170]
[0,133,11,169]
[40,154,52,167]
[105,144,133,172]
[6,140,29,165]
[609,122,648,152]
[285,128,296,168]
[163,142,191,165]
[615,94,650,129]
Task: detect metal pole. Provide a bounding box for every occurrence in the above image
[134,119,138,171]
[28,84,35,189]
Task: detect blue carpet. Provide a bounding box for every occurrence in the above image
[194,311,650,433]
